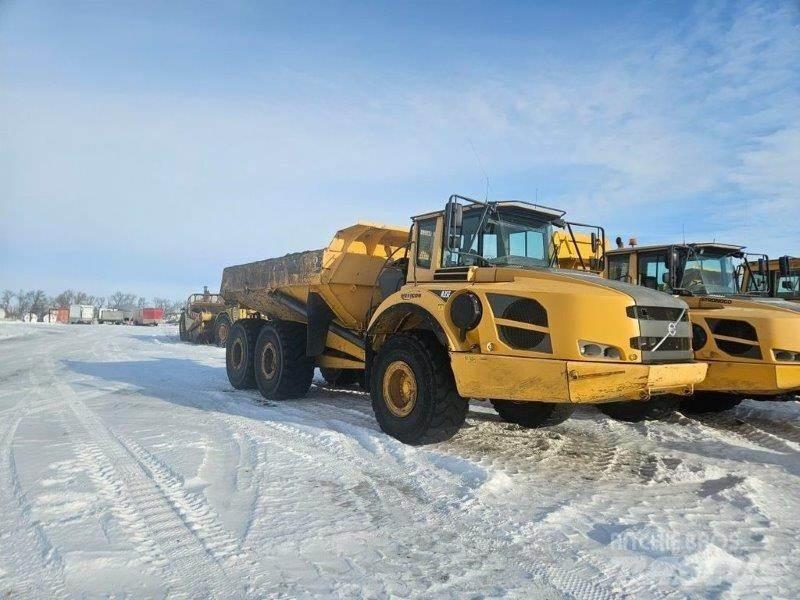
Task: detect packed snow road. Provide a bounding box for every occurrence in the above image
[0,322,798,598]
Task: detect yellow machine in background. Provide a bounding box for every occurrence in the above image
[601,242,800,412]
[219,195,706,444]
[741,256,799,303]
[179,288,227,344]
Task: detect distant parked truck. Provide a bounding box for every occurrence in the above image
[69,304,95,324]
[133,307,164,326]
[98,308,125,324]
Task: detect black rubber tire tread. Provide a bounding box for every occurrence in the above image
[598,396,679,422]
[226,319,264,390]
[320,367,362,387]
[214,313,232,348]
[254,321,314,400]
[679,392,743,414]
[491,400,574,428]
[178,313,187,342]
[371,331,467,445]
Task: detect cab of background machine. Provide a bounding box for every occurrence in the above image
[603,241,800,395]
[742,255,799,302]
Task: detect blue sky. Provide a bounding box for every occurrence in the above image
[1,0,798,299]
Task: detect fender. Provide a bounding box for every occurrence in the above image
[367,288,466,352]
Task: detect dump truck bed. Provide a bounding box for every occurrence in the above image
[221,222,408,332]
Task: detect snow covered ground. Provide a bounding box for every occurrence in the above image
[0,321,798,598]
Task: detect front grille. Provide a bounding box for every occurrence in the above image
[498,326,552,352]
[706,318,757,341]
[716,340,762,359]
[626,306,688,321]
[488,294,548,326]
[630,336,691,352]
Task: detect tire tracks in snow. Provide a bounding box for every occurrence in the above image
[207,396,619,599]
[43,348,248,599]
[0,371,69,599]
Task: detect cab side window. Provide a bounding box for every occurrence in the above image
[608,254,631,282]
[416,218,437,269]
[637,252,669,291]
[776,272,799,299]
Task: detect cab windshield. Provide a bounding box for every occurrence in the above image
[678,249,739,295]
[444,206,554,268]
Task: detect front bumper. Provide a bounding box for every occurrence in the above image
[696,361,800,395]
[450,353,708,404]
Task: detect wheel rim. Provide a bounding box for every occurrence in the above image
[261,342,278,380]
[382,361,417,417]
[218,323,229,344]
[231,339,244,369]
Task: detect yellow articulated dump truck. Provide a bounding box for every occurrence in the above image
[179,288,227,344]
[741,255,799,303]
[603,242,800,412]
[220,195,706,444]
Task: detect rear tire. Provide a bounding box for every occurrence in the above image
[491,400,574,428]
[254,321,314,400]
[598,397,679,422]
[214,314,232,348]
[226,319,264,390]
[680,392,742,414]
[371,332,467,445]
[320,367,363,387]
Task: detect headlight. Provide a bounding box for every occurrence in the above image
[579,340,622,360]
[450,292,482,334]
[773,349,800,362]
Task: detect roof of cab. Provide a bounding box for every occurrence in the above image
[411,199,565,222]
[606,241,745,255]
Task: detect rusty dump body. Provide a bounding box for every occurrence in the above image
[220,222,410,367]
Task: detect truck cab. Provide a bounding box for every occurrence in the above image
[604,242,800,407]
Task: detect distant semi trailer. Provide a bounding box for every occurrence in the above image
[69,304,95,324]
[98,308,125,324]
[133,307,164,326]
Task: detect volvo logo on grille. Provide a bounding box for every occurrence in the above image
[667,322,678,336]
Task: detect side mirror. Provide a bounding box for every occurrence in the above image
[669,248,679,269]
[758,257,767,276]
[590,232,599,254]
[445,201,463,230]
[779,255,791,278]
[661,272,669,284]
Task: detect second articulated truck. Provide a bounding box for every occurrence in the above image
[220,195,707,444]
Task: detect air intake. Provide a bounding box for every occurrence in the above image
[705,318,761,359]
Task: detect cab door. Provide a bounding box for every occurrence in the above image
[636,251,671,292]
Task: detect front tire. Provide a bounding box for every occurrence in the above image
[226,319,264,390]
[680,392,742,414]
[254,321,314,400]
[598,397,679,422]
[491,400,574,428]
[214,314,232,348]
[178,313,188,342]
[371,332,467,445]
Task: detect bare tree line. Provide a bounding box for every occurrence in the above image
[0,288,184,321]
